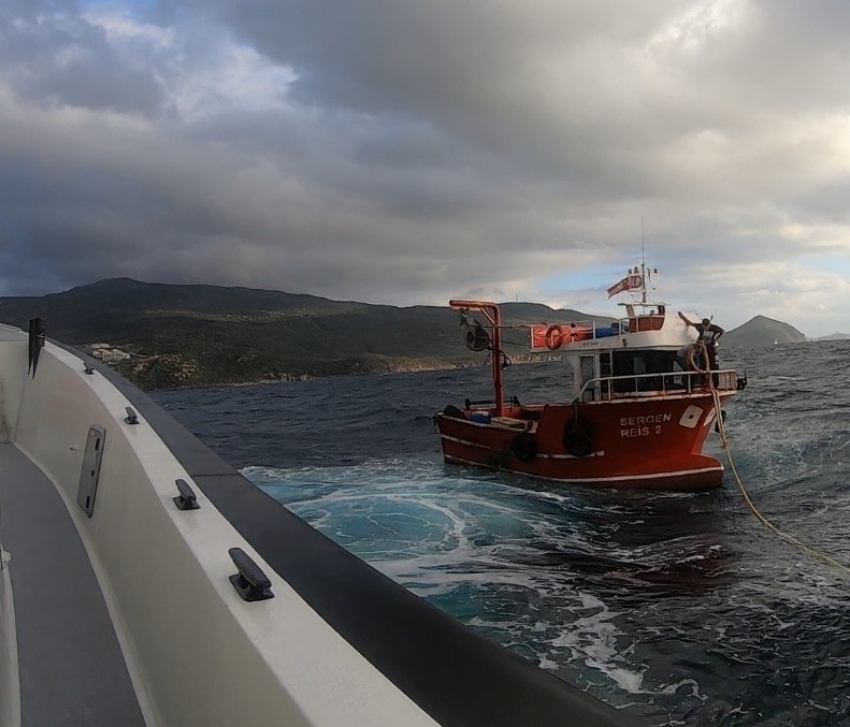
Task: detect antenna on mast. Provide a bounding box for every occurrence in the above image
[640,216,647,304]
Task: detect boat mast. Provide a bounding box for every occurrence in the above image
[449,300,505,416]
[490,307,504,416]
[640,217,648,304]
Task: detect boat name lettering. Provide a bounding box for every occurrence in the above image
[621,426,652,437]
[619,413,672,427]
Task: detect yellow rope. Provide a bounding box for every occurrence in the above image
[710,387,850,577]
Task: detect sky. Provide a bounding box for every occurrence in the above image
[2,1,850,336]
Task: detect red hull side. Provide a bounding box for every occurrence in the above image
[437,393,733,492]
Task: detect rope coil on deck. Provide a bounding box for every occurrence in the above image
[710,387,850,578]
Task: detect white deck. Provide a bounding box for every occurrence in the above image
[0,442,145,725]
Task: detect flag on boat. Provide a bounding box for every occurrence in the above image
[606,273,643,298]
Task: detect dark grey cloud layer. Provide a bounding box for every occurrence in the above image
[1,0,850,333]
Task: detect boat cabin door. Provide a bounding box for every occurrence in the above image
[579,354,598,402]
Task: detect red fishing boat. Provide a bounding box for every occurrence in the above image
[435,266,747,491]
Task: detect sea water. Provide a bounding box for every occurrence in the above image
[155,342,850,726]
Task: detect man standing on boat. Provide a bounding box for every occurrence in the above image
[678,312,724,377]
[676,339,709,389]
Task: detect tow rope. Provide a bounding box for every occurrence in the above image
[710,387,850,577]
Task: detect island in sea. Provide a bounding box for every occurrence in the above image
[0,278,816,390]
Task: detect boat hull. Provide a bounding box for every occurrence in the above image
[437,393,733,491]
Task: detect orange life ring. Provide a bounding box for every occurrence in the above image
[544,325,563,350]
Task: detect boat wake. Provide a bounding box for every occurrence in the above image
[244,456,743,713]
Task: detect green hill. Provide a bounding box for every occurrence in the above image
[0,279,608,390]
[0,278,809,389]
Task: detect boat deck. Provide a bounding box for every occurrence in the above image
[0,442,145,725]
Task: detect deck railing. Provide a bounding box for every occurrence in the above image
[578,368,739,402]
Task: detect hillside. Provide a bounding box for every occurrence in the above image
[722,315,806,347]
[813,332,850,341]
[0,279,610,390]
[0,278,811,389]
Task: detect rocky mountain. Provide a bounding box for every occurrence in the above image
[722,315,806,348]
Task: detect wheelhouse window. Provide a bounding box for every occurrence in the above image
[611,349,678,393]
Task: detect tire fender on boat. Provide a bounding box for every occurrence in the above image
[442,404,467,419]
[544,325,563,350]
[511,431,538,462]
[563,417,593,457]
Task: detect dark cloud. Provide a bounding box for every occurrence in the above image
[0,1,849,334]
[0,5,165,115]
